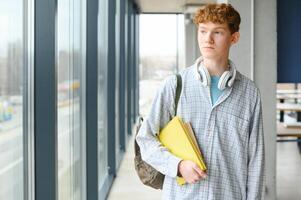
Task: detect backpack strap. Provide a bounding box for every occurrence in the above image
[175,74,182,116]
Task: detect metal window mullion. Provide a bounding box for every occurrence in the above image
[127,1,132,136]
[124,0,128,139]
[130,5,134,128]
[132,9,136,122]
[130,6,135,127]
[119,0,126,151]
[133,8,138,120]
[86,0,98,199]
[34,0,57,200]
[107,0,116,176]
[24,0,35,199]
[135,12,139,118]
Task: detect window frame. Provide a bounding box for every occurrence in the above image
[24,0,35,199]
[34,0,57,199]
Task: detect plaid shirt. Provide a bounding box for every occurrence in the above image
[136,62,265,200]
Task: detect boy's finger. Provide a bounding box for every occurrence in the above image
[193,165,207,178]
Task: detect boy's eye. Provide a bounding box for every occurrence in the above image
[215,31,221,34]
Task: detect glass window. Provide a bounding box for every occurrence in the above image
[98,0,109,185]
[57,0,86,199]
[0,1,24,200]
[139,14,185,116]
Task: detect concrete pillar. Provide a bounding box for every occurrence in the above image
[184,14,200,67]
[253,1,277,198]
[217,0,277,199]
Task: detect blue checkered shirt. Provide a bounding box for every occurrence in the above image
[136,63,265,200]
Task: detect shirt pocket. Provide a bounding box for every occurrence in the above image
[217,111,250,151]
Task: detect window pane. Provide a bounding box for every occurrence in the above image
[98,0,108,185]
[0,1,24,200]
[139,14,185,116]
[57,0,86,199]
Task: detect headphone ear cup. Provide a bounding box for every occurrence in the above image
[227,68,237,87]
[218,71,231,90]
[199,67,211,86]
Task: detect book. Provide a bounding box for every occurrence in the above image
[158,116,207,185]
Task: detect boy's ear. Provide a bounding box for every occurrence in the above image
[231,32,240,45]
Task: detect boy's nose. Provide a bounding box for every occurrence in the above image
[205,33,214,43]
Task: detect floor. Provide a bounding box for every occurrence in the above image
[276,141,301,200]
[107,134,301,200]
[107,136,161,200]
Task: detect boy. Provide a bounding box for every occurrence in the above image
[136,3,265,200]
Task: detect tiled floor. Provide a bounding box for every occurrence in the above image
[107,132,301,200]
[276,141,301,200]
[107,136,161,200]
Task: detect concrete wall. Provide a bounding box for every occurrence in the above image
[184,14,200,67]
[186,0,277,199]
[218,0,253,78]
[218,0,277,199]
[253,1,277,198]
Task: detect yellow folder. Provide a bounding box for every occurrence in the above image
[158,116,207,185]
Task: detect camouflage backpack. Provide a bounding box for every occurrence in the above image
[134,74,182,189]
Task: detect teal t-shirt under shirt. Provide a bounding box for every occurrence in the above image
[210,76,223,105]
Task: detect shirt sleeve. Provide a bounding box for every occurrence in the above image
[247,89,266,200]
[136,75,182,178]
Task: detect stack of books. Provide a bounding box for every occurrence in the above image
[158,116,207,185]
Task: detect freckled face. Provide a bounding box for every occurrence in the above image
[198,22,239,60]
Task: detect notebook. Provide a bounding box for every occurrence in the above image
[158,116,207,185]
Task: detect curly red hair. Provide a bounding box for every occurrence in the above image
[193,3,241,34]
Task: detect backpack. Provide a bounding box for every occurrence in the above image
[134,74,182,189]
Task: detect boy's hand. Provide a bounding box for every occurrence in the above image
[178,160,207,184]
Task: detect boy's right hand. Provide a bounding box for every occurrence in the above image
[178,160,207,184]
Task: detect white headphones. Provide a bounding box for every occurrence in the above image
[195,57,237,90]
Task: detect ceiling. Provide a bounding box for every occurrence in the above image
[134,0,216,13]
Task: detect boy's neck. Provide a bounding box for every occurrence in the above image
[202,57,229,76]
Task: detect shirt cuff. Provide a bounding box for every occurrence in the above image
[167,155,182,178]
